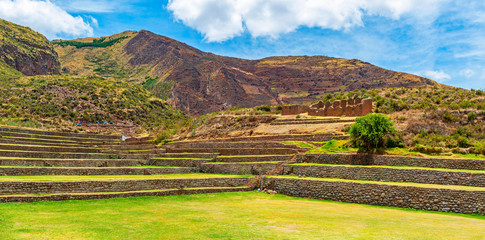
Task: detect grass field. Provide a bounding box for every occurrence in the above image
[0,192,484,240]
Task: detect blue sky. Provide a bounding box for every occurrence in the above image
[0,0,484,90]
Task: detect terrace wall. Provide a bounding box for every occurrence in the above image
[263,178,485,214]
[297,154,485,170]
[283,165,485,187]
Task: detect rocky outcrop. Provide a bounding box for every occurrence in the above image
[0,19,60,75]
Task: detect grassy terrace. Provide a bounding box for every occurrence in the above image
[292,163,485,173]
[0,173,252,182]
[303,140,485,160]
[217,154,293,157]
[269,176,485,191]
[0,166,189,169]
[0,192,483,239]
[0,187,248,197]
[206,161,282,164]
[0,157,141,160]
[0,131,119,141]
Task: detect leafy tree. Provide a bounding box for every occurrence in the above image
[349,113,397,151]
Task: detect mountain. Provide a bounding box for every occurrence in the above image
[0,19,59,76]
[0,20,185,134]
[53,30,438,115]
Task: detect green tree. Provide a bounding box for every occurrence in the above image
[349,113,397,151]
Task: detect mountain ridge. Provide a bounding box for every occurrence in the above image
[53,30,439,115]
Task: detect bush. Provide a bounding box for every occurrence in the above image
[349,113,397,151]
[468,112,477,122]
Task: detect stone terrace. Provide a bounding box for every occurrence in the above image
[0,126,251,202]
[1,125,484,215]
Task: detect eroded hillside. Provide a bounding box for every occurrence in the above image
[54,30,438,115]
[0,19,59,75]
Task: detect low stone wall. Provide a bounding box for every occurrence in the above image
[188,134,349,142]
[298,154,485,170]
[165,142,298,149]
[0,159,145,167]
[0,150,118,159]
[149,158,211,167]
[0,177,250,195]
[0,126,121,140]
[201,163,279,175]
[263,178,485,215]
[156,153,217,159]
[216,155,293,162]
[0,186,251,203]
[283,165,485,187]
[0,166,195,176]
[0,144,102,153]
[167,148,299,155]
[0,131,117,143]
[270,119,355,125]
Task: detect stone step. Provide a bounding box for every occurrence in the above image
[165,141,300,149]
[0,126,121,140]
[284,164,485,187]
[0,166,196,176]
[201,162,282,175]
[215,155,293,162]
[0,158,146,167]
[0,186,251,203]
[0,174,251,195]
[166,148,300,155]
[149,158,212,167]
[0,143,104,153]
[298,154,485,171]
[0,149,118,159]
[263,176,485,215]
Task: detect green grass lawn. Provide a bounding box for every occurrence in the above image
[0,191,483,239]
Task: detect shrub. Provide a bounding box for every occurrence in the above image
[468,112,477,122]
[349,113,397,151]
[255,105,271,112]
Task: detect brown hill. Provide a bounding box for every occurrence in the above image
[54,30,437,115]
[0,19,59,76]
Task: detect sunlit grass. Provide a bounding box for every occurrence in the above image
[0,192,483,240]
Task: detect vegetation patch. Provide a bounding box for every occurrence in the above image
[52,36,129,49]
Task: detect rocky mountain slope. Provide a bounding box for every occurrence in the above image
[54,30,438,115]
[0,19,185,134]
[0,19,59,75]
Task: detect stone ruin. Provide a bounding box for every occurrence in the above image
[281,98,373,117]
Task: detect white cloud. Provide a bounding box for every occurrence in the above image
[422,70,451,82]
[167,0,442,42]
[52,0,140,13]
[459,69,475,78]
[0,0,94,39]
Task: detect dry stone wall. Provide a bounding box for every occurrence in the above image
[298,154,485,170]
[0,187,250,203]
[0,178,250,195]
[283,164,485,187]
[263,178,485,214]
[201,163,279,175]
[282,98,373,116]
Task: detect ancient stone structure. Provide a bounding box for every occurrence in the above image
[282,98,373,116]
[263,177,485,214]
